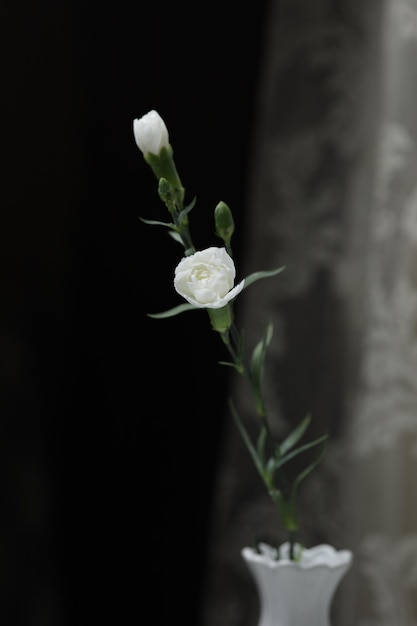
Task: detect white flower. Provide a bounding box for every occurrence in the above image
[174,247,244,309]
[133,110,169,156]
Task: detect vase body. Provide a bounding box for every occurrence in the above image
[241,543,353,626]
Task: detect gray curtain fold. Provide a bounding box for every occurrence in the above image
[201,1,417,625]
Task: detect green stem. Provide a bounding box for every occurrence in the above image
[223,322,302,559]
[225,322,275,446]
[174,216,195,255]
[289,529,297,560]
[146,146,185,207]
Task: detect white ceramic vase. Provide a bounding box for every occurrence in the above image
[241,542,353,626]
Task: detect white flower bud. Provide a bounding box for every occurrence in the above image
[133,110,170,156]
[174,247,244,309]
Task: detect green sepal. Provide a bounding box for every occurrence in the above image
[147,303,197,319]
[207,304,233,333]
[242,266,285,291]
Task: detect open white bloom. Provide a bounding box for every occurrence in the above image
[174,247,244,309]
[133,110,169,156]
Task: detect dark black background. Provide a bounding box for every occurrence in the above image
[2,1,268,623]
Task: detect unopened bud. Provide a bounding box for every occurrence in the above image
[215,201,235,247]
[133,110,169,156]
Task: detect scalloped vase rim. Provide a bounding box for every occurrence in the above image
[241,542,353,570]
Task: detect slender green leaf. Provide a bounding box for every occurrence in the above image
[265,451,282,476]
[290,437,328,499]
[266,456,277,477]
[229,400,264,477]
[168,231,183,245]
[257,427,268,464]
[275,434,329,471]
[242,266,285,291]
[218,360,242,371]
[179,196,197,218]
[147,303,197,319]
[139,217,176,229]
[280,414,312,456]
[251,323,274,391]
[230,325,245,364]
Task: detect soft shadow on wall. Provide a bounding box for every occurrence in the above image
[1,1,268,624]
